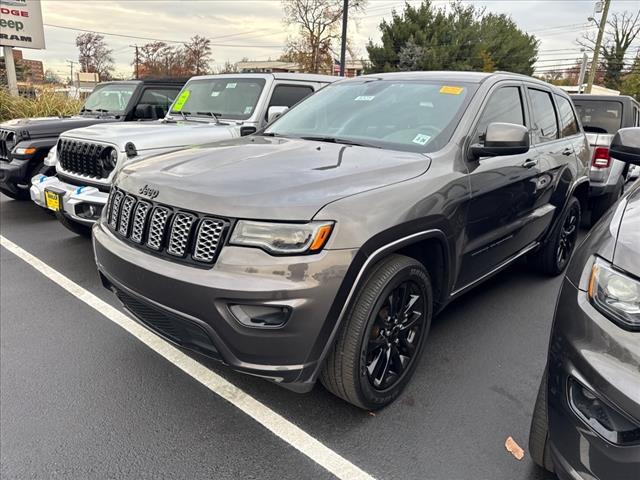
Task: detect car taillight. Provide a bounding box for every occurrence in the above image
[592,147,611,168]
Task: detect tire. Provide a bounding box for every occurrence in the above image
[57,213,92,238]
[590,181,623,227]
[529,196,581,276]
[529,371,554,472]
[0,160,53,201]
[320,254,433,410]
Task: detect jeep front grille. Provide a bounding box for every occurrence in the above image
[106,188,229,266]
[57,138,114,179]
[0,129,15,161]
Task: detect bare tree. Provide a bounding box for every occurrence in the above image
[137,41,169,77]
[282,0,366,73]
[184,35,213,75]
[579,11,640,89]
[76,33,114,80]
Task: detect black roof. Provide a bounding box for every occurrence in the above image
[570,94,639,105]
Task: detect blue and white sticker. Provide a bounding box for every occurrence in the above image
[354,95,375,101]
[412,134,431,145]
[244,106,253,114]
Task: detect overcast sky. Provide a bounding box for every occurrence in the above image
[15,0,640,79]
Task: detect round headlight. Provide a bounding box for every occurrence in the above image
[103,148,118,169]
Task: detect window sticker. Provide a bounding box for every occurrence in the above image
[226,83,237,89]
[354,95,375,101]
[412,134,431,145]
[211,91,221,97]
[244,106,253,114]
[439,86,464,95]
[419,101,434,108]
[172,90,190,111]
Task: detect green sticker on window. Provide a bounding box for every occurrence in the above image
[172,90,190,111]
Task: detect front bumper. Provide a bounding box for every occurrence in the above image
[0,158,31,195]
[30,174,108,225]
[93,222,357,392]
[547,278,640,480]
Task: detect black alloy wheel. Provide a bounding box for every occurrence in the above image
[556,202,579,270]
[365,280,426,390]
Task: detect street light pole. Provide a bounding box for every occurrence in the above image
[339,0,348,77]
[586,0,611,94]
[577,51,588,93]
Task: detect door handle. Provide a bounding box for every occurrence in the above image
[522,159,538,169]
[562,148,573,156]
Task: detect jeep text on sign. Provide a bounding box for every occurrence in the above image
[0,0,45,49]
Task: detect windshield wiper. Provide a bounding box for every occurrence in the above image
[196,111,220,122]
[299,135,381,148]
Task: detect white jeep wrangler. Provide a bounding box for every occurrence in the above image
[31,73,335,235]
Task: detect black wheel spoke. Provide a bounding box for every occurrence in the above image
[364,279,428,391]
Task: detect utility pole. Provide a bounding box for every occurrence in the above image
[66,59,76,88]
[131,45,140,79]
[2,46,19,96]
[577,51,588,93]
[339,0,348,77]
[586,0,611,94]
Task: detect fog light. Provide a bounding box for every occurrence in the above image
[569,378,640,445]
[229,304,291,328]
[75,203,104,220]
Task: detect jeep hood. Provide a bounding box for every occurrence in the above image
[0,115,117,138]
[612,183,640,277]
[62,120,238,152]
[117,136,430,220]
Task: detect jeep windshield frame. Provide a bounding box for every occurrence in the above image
[265,79,478,153]
[81,83,139,116]
[169,77,266,121]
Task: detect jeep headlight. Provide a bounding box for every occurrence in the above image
[589,258,640,331]
[13,146,37,155]
[103,147,118,170]
[230,220,333,255]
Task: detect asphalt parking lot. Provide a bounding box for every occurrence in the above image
[1,194,560,480]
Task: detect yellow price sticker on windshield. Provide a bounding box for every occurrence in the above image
[440,86,464,95]
[172,90,191,111]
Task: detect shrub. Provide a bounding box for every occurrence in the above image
[0,88,83,123]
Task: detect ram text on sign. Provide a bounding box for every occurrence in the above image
[0,0,45,49]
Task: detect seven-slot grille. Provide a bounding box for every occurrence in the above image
[106,187,228,266]
[0,129,15,160]
[57,138,113,179]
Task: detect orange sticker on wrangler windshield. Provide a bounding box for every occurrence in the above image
[440,86,464,95]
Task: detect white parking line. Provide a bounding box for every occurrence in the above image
[0,235,375,480]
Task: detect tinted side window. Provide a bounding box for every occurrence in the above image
[555,95,579,137]
[269,84,315,111]
[475,86,525,142]
[528,89,558,143]
[139,87,180,111]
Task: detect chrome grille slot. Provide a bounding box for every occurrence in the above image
[193,218,225,263]
[108,190,124,229]
[106,188,229,267]
[167,213,196,257]
[118,195,136,236]
[146,207,171,251]
[130,201,151,244]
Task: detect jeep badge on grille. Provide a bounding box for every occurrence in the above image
[138,185,159,199]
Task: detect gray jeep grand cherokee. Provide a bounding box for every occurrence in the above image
[93,72,590,409]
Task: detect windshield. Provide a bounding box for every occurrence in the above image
[82,83,137,114]
[573,100,623,134]
[266,79,477,152]
[169,78,266,120]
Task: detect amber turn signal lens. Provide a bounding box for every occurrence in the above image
[309,224,333,251]
[588,264,598,298]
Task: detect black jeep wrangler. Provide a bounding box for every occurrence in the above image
[0,78,185,200]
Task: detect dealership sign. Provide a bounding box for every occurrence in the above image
[0,0,45,49]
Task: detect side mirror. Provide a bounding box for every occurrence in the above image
[610,127,640,166]
[470,122,530,159]
[267,106,289,123]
